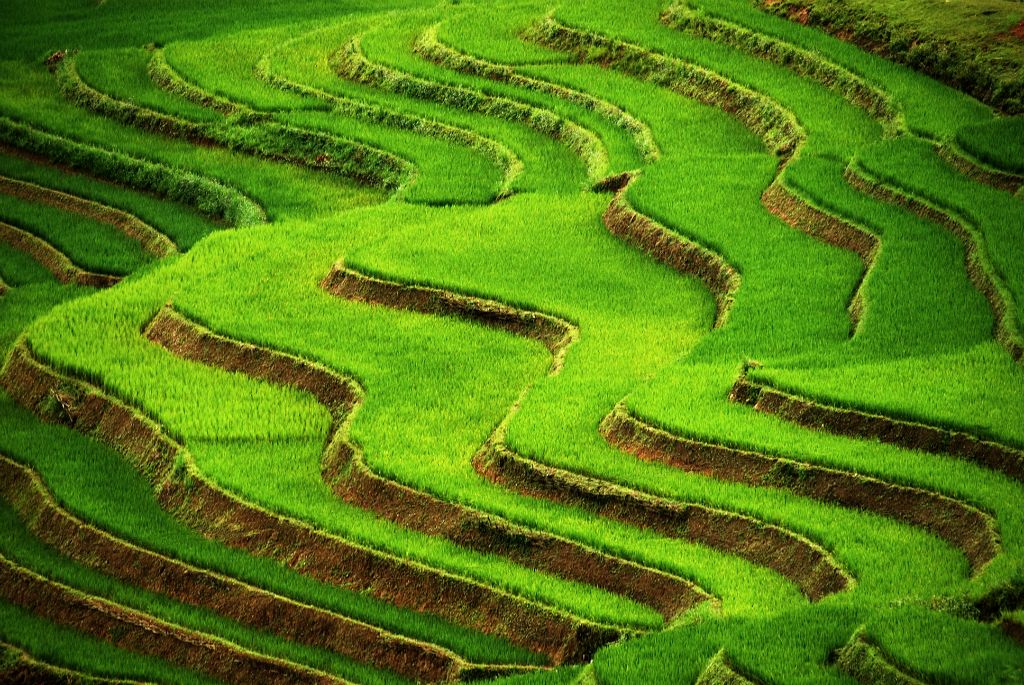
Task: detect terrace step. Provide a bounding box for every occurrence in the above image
[695,649,761,685]
[145,303,710,624]
[937,144,1024,196]
[0,642,147,685]
[0,453,473,683]
[846,162,1023,363]
[731,371,1024,483]
[332,33,608,184]
[0,117,266,227]
[475,440,850,602]
[0,554,348,685]
[834,630,927,685]
[55,53,410,190]
[414,25,658,163]
[0,174,177,258]
[0,343,623,666]
[603,400,999,574]
[0,220,119,288]
[601,173,738,328]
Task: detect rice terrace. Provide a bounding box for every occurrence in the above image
[1,0,1024,682]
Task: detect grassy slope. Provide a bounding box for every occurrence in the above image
[760,0,1024,114]
[0,0,1022,683]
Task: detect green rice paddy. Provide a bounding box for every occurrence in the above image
[0,0,1021,682]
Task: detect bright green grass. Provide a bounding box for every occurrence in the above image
[0,194,151,276]
[0,503,413,685]
[0,153,215,250]
[0,601,222,685]
[2,0,1024,682]
[0,243,53,287]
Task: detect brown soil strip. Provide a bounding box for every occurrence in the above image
[731,371,1024,483]
[937,145,1024,196]
[322,263,847,601]
[144,304,706,623]
[1000,617,1024,646]
[602,402,998,574]
[834,630,927,685]
[0,221,119,288]
[0,454,466,683]
[603,174,738,328]
[0,343,619,665]
[0,175,177,258]
[761,179,878,332]
[322,264,579,374]
[0,555,346,685]
[0,642,146,685]
[530,20,882,337]
[474,440,850,602]
[846,165,1023,362]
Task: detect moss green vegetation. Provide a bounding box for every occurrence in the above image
[757,0,1024,115]
[0,0,1022,682]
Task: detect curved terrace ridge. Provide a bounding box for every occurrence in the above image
[0,641,147,685]
[321,262,852,601]
[0,220,119,288]
[732,369,1024,483]
[845,163,1023,363]
[413,24,660,164]
[695,649,764,685]
[0,117,267,227]
[151,42,524,205]
[143,303,710,623]
[834,629,928,685]
[330,34,610,185]
[0,453,487,683]
[54,52,412,191]
[253,47,524,200]
[0,174,177,258]
[0,554,348,685]
[0,342,624,666]
[601,172,739,329]
[603,400,1000,574]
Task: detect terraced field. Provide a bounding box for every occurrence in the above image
[0,0,1022,683]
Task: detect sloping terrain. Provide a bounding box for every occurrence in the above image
[0,0,1022,683]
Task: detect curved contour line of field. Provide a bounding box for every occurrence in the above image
[144,302,712,623]
[0,453,493,684]
[322,263,852,602]
[0,342,625,666]
[0,174,177,258]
